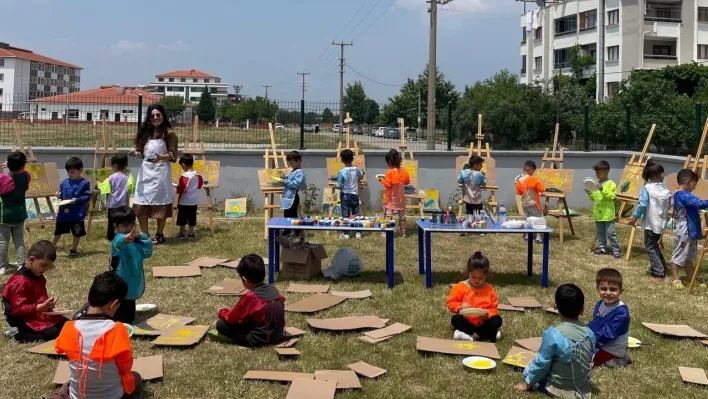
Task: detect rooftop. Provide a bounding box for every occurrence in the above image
[30,85,160,104]
[0,42,81,69]
[155,69,218,79]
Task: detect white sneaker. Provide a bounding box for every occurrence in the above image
[496,330,502,341]
[0,267,6,276]
[355,232,362,239]
[339,233,350,240]
[453,330,474,341]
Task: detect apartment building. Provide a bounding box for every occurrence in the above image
[146,69,228,103]
[0,42,82,113]
[520,0,708,99]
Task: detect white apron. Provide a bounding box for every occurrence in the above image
[133,139,173,206]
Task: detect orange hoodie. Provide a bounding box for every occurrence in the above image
[515,174,546,212]
[446,281,499,326]
[381,167,410,211]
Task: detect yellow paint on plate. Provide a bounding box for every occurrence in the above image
[470,359,493,368]
[628,336,641,348]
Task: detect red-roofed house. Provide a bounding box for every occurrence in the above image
[146,69,228,103]
[0,42,82,113]
[30,85,159,122]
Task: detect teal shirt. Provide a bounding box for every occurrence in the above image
[111,233,153,300]
[588,180,617,222]
[0,172,29,224]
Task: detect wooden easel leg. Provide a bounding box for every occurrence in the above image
[625,226,636,261]
[558,216,564,246]
[86,194,96,236]
[207,190,214,236]
[263,193,270,240]
[590,234,597,252]
[689,245,706,294]
[562,199,575,236]
[328,186,336,218]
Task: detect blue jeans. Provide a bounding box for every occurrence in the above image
[596,221,620,253]
[340,192,359,218]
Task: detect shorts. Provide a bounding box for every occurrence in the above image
[54,221,86,237]
[671,233,697,266]
[176,205,198,226]
[465,203,484,214]
[523,205,543,218]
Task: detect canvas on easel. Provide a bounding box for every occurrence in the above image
[456,114,498,217]
[324,113,367,218]
[391,118,426,217]
[86,115,120,237]
[259,123,290,239]
[23,163,61,245]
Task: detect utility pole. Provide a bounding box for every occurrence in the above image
[596,0,605,102]
[426,0,452,150]
[417,86,422,138]
[261,85,272,99]
[297,72,310,100]
[332,41,353,131]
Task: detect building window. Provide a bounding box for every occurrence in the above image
[607,9,619,26]
[554,48,572,69]
[581,44,597,62]
[521,55,527,74]
[699,45,708,59]
[181,78,186,82]
[534,27,542,40]
[190,97,199,102]
[68,109,79,119]
[216,79,221,83]
[0,89,3,96]
[555,15,577,37]
[653,44,671,56]
[522,28,527,43]
[0,73,3,82]
[193,78,198,82]
[534,56,542,70]
[607,82,619,97]
[204,79,210,83]
[168,78,174,82]
[607,45,619,61]
[158,78,164,82]
[41,107,46,111]
[0,58,3,67]
[579,9,597,31]
[645,2,682,22]
[31,61,37,70]
[700,7,708,23]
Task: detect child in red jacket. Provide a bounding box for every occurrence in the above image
[213,254,285,347]
[2,240,65,342]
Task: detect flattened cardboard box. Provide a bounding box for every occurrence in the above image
[503,346,536,368]
[287,283,330,293]
[314,370,362,389]
[286,378,337,399]
[275,347,300,357]
[348,361,386,379]
[53,355,164,385]
[187,257,230,268]
[219,259,242,269]
[507,297,543,309]
[27,339,63,356]
[497,304,525,312]
[285,293,346,313]
[152,325,209,346]
[330,289,373,299]
[307,316,387,331]
[244,370,314,382]
[280,241,328,280]
[358,335,392,344]
[364,323,411,340]
[679,367,708,386]
[204,278,245,296]
[515,337,543,352]
[416,336,500,359]
[284,326,307,338]
[642,322,707,338]
[275,338,300,348]
[152,265,202,278]
[133,314,196,337]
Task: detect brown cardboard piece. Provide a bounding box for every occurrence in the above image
[275,338,300,348]
[507,297,543,308]
[244,370,314,382]
[679,367,708,386]
[307,316,387,331]
[152,325,209,346]
[285,326,307,338]
[314,370,362,389]
[45,309,74,316]
[364,323,411,340]
[187,257,230,268]
[642,322,708,338]
[286,378,337,399]
[503,346,536,368]
[219,259,241,269]
[416,336,500,359]
[515,337,543,352]
[53,355,164,385]
[358,335,392,344]
[152,265,202,278]
[279,236,328,280]
[275,347,300,357]
[285,293,346,313]
[287,283,330,293]
[133,314,196,336]
[330,290,372,299]
[204,278,246,296]
[27,339,63,356]
[497,304,525,312]
[347,361,386,379]
[702,340,708,347]
[544,307,559,314]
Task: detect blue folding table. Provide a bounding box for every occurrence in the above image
[416,220,552,288]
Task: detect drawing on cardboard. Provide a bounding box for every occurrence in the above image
[171,160,220,186]
[133,314,196,336]
[401,160,417,179]
[618,165,644,198]
[326,156,367,183]
[503,346,536,368]
[420,189,441,212]
[224,198,247,218]
[152,325,209,346]
[535,169,575,193]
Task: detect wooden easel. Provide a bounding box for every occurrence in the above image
[11,120,37,163]
[87,116,119,236]
[325,113,366,217]
[259,123,288,239]
[397,118,425,217]
[457,114,499,217]
[540,123,575,245]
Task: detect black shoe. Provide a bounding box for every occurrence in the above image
[69,249,78,258]
[152,233,166,244]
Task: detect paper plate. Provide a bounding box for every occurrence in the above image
[57,199,73,206]
[628,336,641,348]
[375,174,385,180]
[462,356,496,370]
[583,178,600,192]
[135,303,157,312]
[460,308,489,317]
[124,324,134,337]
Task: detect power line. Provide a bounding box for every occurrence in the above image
[344,0,386,39]
[345,63,402,87]
[333,0,371,42]
[352,0,399,41]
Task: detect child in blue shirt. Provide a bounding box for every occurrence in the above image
[109,206,152,324]
[52,157,91,258]
[517,283,595,398]
[281,151,306,236]
[671,168,708,289]
[458,155,487,214]
[336,149,364,239]
[588,268,631,368]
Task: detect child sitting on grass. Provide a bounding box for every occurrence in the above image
[447,251,502,342]
[588,268,631,368]
[517,283,595,398]
[213,254,285,347]
[586,160,621,259]
[2,240,64,342]
[51,272,142,399]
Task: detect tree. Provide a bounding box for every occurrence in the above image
[363,99,380,125]
[196,87,216,122]
[343,81,369,123]
[322,107,335,123]
[239,96,279,123]
[158,95,185,120]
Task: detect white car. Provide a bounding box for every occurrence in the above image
[275,123,285,131]
[373,127,387,137]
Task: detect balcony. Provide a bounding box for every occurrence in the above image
[645,2,682,23]
[644,37,678,68]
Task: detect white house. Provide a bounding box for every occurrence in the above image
[146,69,229,103]
[0,41,82,114]
[30,85,160,122]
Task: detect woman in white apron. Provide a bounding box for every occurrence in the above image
[130,104,178,244]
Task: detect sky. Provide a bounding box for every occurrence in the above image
[2,0,526,103]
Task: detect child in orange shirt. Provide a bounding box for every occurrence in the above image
[447,251,502,342]
[515,160,546,242]
[379,149,410,236]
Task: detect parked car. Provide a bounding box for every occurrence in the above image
[352,124,363,135]
[332,124,343,133]
[303,124,315,132]
[383,127,400,139]
[373,127,386,137]
[275,123,285,131]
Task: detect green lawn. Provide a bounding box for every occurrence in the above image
[1,216,708,399]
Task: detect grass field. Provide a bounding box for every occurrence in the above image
[1,216,708,399]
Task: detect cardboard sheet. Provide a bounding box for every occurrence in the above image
[314,370,362,389]
[702,340,708,347]
[275,347,300,357]
[53,355,164,385]
[416,336,500,359]
[347,361,386,379]
[27,339,62,356]
[285,294,346,313]
[497,304,525,312]
[152,265,202,278]
[642,322,707,338]
[219,259,241,269]
[45,309,74,316]
[286,378,337,399]
[363,323,411,340]
[507,297,543,308]
[275,338,300,348]
[679,367,708,386]
[187,257,230,268]
[204,278,246,296]
[544,307,559,314]
[243,370,314,382]
[286,283,330,293]
[133,314,196,336]
[330,290,372,299]
[285,326,307,338]
[152,325,209,346]
[358,335,392,344]
[503,346,536,368]
[307,316,387,331]
[514,337,543,352]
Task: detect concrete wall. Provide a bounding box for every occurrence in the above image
[12,148,691,213]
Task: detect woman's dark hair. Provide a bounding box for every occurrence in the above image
[385,149,402,168]
[641,159,664,182]
[135,104,172,153]
[466,251,490,273]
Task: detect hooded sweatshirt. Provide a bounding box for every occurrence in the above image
[633,182,672,235]
[217,283,285,347]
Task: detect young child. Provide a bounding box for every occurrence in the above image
[458,155,487,215]
[588,268,631,368]
[52,157,91,257]
[281,151,306,236]
[214,254,285,347]
[110,206,152,324]
[379,149,410,236]
[515,160,545,243]
[175,154,204,239]
[1,240,65,342]
[336,148,364,239]
[627,160,671,280]
[447,251,502,342]
[101,154,134,241]
[0,151,31,275]
[670,168,708,289]
[51,272,142,399]
[586,160,621,258]
[517,284,595,398]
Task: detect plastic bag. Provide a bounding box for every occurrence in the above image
[322,248,361,280]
